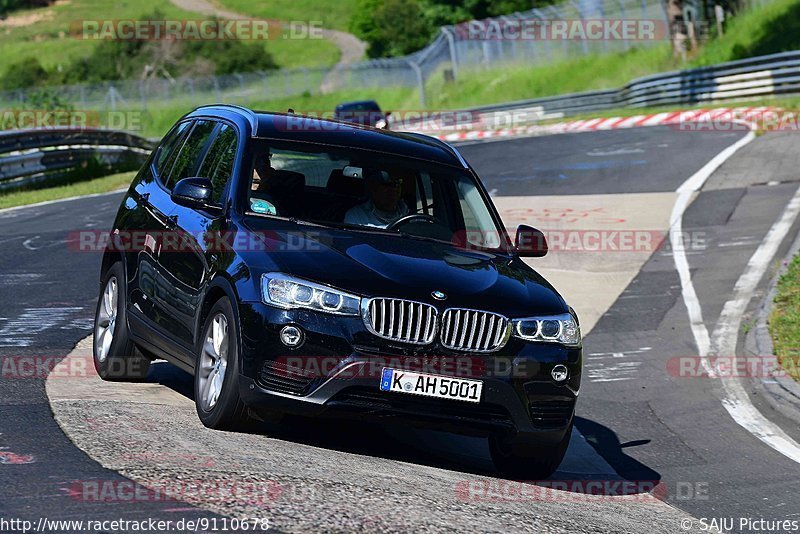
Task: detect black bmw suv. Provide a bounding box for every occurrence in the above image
[93,104,582,478]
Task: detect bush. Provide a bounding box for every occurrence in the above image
[0,0,54,18]
[0,57,49,90]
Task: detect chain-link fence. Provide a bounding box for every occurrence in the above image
[1,0,685,114]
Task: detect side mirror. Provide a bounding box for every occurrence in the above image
[171,177,214,209]
[515,224,548,257]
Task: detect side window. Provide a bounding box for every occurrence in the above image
[165,120,218,190]
[154,121,191,179]
[198,124,238,206]
[455,176,501,249]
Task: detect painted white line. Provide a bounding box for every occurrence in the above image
[670,123,800,464]
[0,188,127,215]
[670,189,711,357]
[709,184,800,463]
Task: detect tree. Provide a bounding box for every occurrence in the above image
[351,0,434,58]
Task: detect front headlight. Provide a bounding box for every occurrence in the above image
[261,273,361,316]
[511,313,581,346]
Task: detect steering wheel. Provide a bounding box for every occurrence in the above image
[386,213,436,231]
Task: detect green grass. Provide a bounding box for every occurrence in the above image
[0,0,340,76]
[423,45,674,110]
[215,0,359,32]
[690,0,800,66]
[0,171,135,209]
[769,254,800,383]
[127,86,418,137]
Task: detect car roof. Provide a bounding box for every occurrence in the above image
[335,100,381,111]
[184,104,467,169]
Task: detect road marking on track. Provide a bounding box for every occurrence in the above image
[0,307,85,347]
[670,126,800,464]
[709,185,800,463]
[586,347,651,383]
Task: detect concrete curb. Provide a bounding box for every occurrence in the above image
[401,107,777,142]
[744,222,800,424]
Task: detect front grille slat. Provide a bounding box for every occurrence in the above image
[441,308,509,353]
[484,315,496,350]
[389,300,396,337]
[363,298,438,345]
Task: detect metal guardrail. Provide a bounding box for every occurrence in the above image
[0,128,155,192]
[455,50,800,125]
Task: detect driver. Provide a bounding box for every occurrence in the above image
[344,168,408,228]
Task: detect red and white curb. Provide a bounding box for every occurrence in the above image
[401,107,777,142]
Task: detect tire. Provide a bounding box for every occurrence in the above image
[93,262,151,381]
[489,423,572,480]
[194,297,252,430]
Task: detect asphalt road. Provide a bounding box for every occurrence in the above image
[461,126,749,195]
[2,125,798,532]
[0,195,223,531]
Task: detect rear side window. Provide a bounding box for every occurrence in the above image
[165,120,218,190]
[154,121,191,178]
[198,124,238,206]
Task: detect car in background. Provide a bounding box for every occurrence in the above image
[92,105,582,479]
[334,100,389,128]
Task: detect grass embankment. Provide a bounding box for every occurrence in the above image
[0,171,135,209]
[769,255,800,383]
[217,0,359,32]
[0,0,340,73]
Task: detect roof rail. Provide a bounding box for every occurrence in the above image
[192,104,259,136]
[402,131,469,169]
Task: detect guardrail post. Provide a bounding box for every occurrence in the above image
[568,0,590,55]
[442,27,459,81]
[405,59,426,108]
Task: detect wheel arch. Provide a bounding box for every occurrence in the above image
[195,274,243,350]
[100,248,125,285]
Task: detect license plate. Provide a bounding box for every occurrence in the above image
[379,368,483,403]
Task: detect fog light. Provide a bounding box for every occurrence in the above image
[280,325,304,347]
[551,364,568,382]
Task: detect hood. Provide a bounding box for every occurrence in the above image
[240,217,567,317]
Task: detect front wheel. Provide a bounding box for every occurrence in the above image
[194,297,252,430]
[489,423,572,480]
[93,262,150,381]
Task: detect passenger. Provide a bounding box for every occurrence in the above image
[250,151,278,215]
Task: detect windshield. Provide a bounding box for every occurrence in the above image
[247,139,506,251]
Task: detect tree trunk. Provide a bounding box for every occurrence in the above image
[667,0,686,59]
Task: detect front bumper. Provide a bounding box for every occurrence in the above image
[238,302,582,444]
